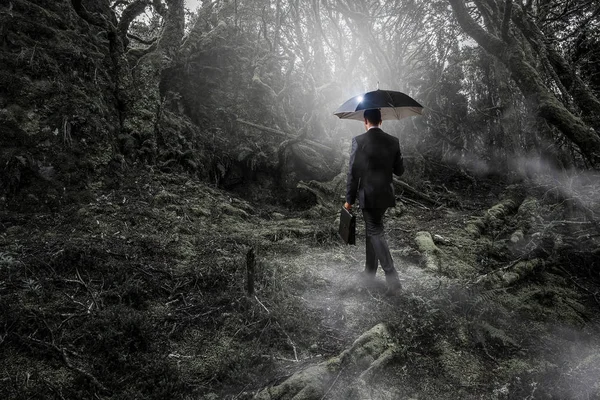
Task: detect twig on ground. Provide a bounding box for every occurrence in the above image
[61,291,88,311]
[233,383,251,399]
[21,336,109,394]
[320,367,344,400]
[481,341,500,366]
[63,269,101,311]
[346,253,359,263]
[391,227,411,233]
[76,268,101,311]
[42,378,67,400]
[255,295,270,313]
[56,313,88,331]
[473,258,523,284]
[556,265,600,307]
[400,197,430,210]
[365,287,393,307]
[260,354,300,362]
[275,321,298,362]
[425,280,443,292]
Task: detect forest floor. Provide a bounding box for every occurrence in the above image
[1,167,600,399]
[251,187,600,400]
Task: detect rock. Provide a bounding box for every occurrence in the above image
[415,231,442,271]
[510,229,524,243]
[501,272,520,285]
[220,203,249,219]
[271,212,285,220]
[415,231,436,252]
[514,197,541,233]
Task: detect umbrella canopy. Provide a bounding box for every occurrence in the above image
[334,89,423,121]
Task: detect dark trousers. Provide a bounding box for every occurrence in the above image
[362,208,398,280]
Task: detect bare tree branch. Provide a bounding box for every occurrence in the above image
[127,32,158,45]
[117,0,150,44]
[152,0,167,17]
[448,0,600,167]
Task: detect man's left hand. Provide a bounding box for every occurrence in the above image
[344,202,352,211]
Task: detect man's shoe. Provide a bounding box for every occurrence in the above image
[384,284,402,297]
[358,271,376,286]
[384,275,402,297]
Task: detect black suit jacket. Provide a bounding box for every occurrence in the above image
[346,127,404,209]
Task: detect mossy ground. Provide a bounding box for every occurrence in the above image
[1,170,599,399]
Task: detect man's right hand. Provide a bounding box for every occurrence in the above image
[344,202,352,211]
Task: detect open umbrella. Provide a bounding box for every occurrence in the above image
[334,89,423,121]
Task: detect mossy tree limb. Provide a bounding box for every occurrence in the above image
[253,324,397,400]
[465,191,525,239]
[447,0,600,168]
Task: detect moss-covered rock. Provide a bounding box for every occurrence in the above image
[415,231,442,271]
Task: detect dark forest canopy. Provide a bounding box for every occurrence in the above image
[2,0,600,205]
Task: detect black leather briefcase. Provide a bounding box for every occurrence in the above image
[338,207,356,245]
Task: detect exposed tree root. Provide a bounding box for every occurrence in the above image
[464,189,525,238]
[414,231,444,272]
[253,323,396,400]
[475,258,544,287]
[394,178,441,206]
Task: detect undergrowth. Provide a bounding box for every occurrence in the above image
[0,168,334,399]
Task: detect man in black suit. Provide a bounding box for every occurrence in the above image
[344,108,404,295]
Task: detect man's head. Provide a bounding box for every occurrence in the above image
[363,109,382,129]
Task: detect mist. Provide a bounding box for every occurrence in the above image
[2,0,600,399]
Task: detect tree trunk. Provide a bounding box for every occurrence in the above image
[510,5,600,132]
[447,0,600,169]
[120,0,185,160]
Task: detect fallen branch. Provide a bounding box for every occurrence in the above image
[400,197,430,210]
[474,258,543,287]
[22,336,110,394]
[394,178,441,205]
[236,119,333,152]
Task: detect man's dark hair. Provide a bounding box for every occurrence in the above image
[364,109,382,125]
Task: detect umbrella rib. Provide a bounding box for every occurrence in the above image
[385,91,401,120]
